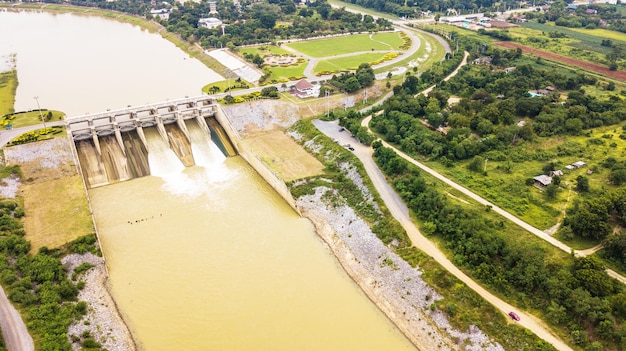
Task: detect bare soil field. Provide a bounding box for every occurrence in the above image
[495,41,626,81]
[242,130,325,182]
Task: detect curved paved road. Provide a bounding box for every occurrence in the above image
[0,284,34,351]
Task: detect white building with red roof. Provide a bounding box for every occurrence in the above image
[293,79,319,98]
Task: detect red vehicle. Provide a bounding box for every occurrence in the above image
[508,312,520,321]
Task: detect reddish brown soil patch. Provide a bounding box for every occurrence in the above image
[495,41,626,81]
[490,21,518,28]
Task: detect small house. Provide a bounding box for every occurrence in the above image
[293,79,319,98]
[572,161,587,168]
[198,17,223,29]
[550,170,563,177]
[472,56,492,65]
[585,9,598,15]
[565,165,575,170]
[150,8,170,20]
[534,175,552,187]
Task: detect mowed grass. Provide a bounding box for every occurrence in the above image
[1,110,65,129]
[371,32,406,50]
[267,63,306,81]
[374,28,445,75]
[286,32,403,58]
[314,53,388,73]
[0,69,17,116]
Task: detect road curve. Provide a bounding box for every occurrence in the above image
[313,119,573,351]
[0,285,34,351]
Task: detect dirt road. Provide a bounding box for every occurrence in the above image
[0,285,34,351]
[314,119,572,351]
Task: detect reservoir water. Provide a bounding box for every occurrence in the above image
[0,9,417,350]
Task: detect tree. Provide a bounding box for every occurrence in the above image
[546,183,559,200]
[467,156,485,173]
[355,63,375,87]
[576,175,590,192]
[343,76,361,93]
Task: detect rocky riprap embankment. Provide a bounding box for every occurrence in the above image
[63,253,136,351]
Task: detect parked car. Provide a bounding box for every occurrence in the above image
[508,312,520,321]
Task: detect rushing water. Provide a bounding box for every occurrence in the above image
[1,10,417,350]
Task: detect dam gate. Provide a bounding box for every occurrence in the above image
[65,96,236,188]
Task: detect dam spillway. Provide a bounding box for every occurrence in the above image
[65,96,236,188]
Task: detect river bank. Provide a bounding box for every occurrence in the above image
[296,187,505,351]
[63,253,137,351]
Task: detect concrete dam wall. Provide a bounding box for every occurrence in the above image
[66,96,236,189]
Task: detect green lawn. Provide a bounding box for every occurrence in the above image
[266,63,307,82]
[1,110,65,129]
[371,32,406,50]
[285,32,403,58]
[314,53,389,73]
[0,69,17,116]
[373,28,445,75]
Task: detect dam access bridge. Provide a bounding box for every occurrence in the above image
[65,95,236,188]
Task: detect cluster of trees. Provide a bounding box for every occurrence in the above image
[371,50,626,163]
[336,0,518,18]
[328,63,375,93]
[0,166,102,351]
[533,1,626,32]
[563,188,625,240]
[163,0,392,48]
[373,143,626,350]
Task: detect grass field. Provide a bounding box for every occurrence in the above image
[3,139,94,252]
[267,63,307,81]
[374,27,445,75]
[414,119,626,234]
[314,53,388,73]
[22,175,93,252]
[285,32,403,58]
[1,110,65,129]
[369,32,406,50]
[242,130,324,181]
[0,69,17,116]
[515,22,624,60]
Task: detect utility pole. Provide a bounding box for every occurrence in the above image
[34,96,46,129]
[326,90,330,118]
